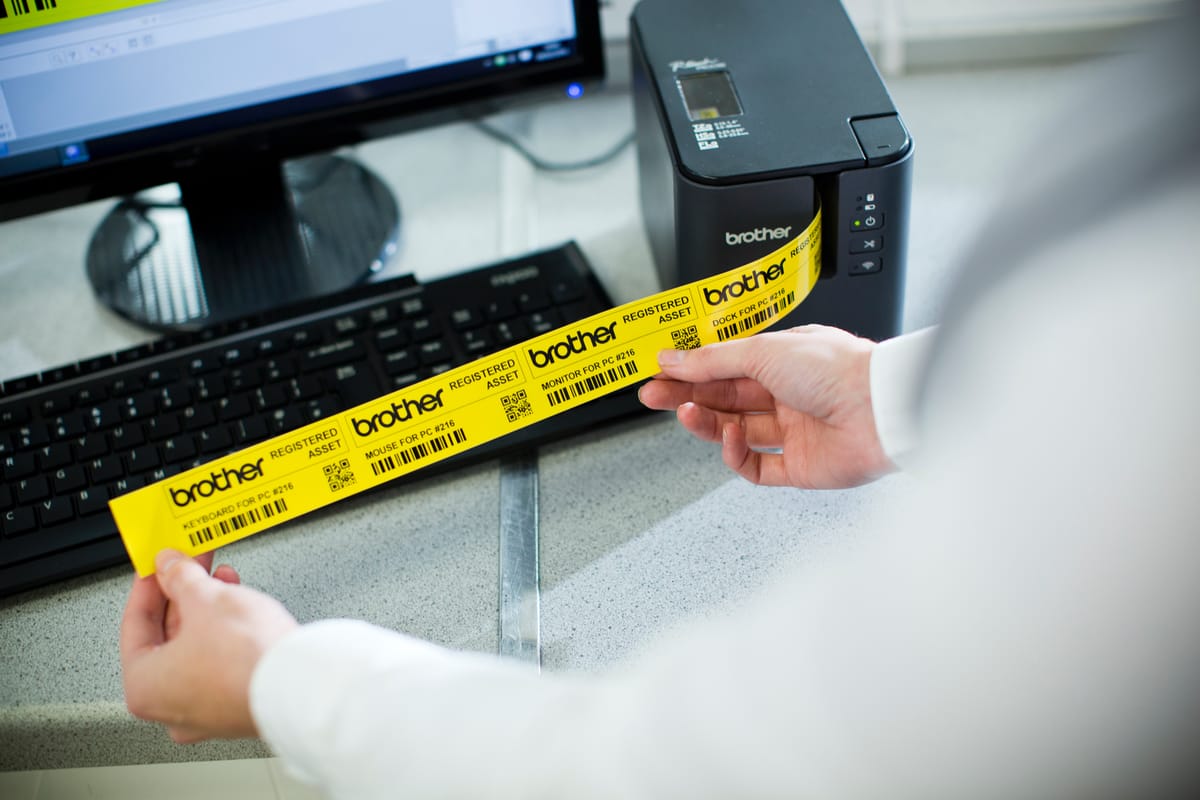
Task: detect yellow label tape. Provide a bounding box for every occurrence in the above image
[110,210,822,576]
[0,1,161,36]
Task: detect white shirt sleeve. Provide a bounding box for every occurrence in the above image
[250,174,1200,798]
[868,326,938,469]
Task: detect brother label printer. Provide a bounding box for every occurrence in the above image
[631,0,913,340]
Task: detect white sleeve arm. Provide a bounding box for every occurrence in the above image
[869,326,937,468]
[250,190,1200,797]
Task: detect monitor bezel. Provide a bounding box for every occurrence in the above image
[0,0,605,222]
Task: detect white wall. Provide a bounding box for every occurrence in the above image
[601,0,1179,71]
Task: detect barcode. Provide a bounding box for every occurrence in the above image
[545,361,639,408]
[715,291,795,342]
[188,498,287,548]
[369,428,468,476]
[0,0,59,18]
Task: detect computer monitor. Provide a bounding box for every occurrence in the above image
[0,0,604,330]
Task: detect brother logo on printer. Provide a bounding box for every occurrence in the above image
[169,459,266,508]
[724,226,792,246]
[528,322,618,368]
[351,390,446,437]
[703,260,786,306]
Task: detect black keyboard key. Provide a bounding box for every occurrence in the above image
[332,314,362,336]
[162,436,198,463]
[48,412,87,440]
[365,305,393,326]
[73,434,109,460]
[157,383,191,410]
[227,366,262,393]
[2,507,37,538]
[0,484,12,510]
[304,397,341,422]
[1,405,31,426]
[516,289,550,313]
[328,364,382,407]
[397,296,425,317]
[268,407,304,434]
[185,354,221,374]
[4,373,40,394]
[110,424,146,451]
[85,400,123,431]
[221,345,255,366]
[550,279,584,304]
[14,424,49,449]
[449,307,482,330]
[417,340,450,365]
[109,376,142,396]
[75,488,109,517]
[254,384,288,411]
[494,319,529,346]
[483,298,518,321]
[409,317,438,341]
[382,349,418,375]
[52,465,87,494]
[527,310,559,335]
[144,367,178,387]
[125,445,161,474]
[199,427,233,454]
[87,456,124,484]
[262,357,297,382]
[389,372,421,390]
[234,416,269,444]
[145,415,181,440]
[304,339,364,371]
[39,390,75,415]
[217,395,252,421]
[16,476,51,504]
[459,329,492,356]
[179,405,216,429]
[375,326,407,350]
[195,374,227,401]
[288,376,322,401]
[36,443,73,471]
[38,496,74,527]
[4,452,37,480]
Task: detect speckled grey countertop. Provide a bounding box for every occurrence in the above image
[0,57,1085,771]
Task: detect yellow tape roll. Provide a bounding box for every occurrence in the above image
[111,209,822,575]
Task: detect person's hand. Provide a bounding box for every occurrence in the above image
[638,324,893,489]
[120,549,298,743]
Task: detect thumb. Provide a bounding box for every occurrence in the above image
[154,549,217,604]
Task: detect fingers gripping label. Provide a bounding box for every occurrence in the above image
[110,210,822,575]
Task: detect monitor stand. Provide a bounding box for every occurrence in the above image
[85,154,400,332]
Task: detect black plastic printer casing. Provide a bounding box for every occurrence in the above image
[631,0,913,340]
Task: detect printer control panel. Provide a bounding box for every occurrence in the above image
[848,191,885,276]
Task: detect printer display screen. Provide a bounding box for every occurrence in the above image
[677,71,743,120]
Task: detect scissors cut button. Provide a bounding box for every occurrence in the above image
[849,234,883,254]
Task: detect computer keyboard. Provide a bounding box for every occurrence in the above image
[0,241,644,598]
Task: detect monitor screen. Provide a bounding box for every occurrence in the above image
[0,0,604,328]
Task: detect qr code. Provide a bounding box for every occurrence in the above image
[671,325,702,350]
[501,389,532,423]
[323,458,356,492]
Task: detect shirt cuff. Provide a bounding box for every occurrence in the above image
[869,327,937,470]
[249,618,458,786]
